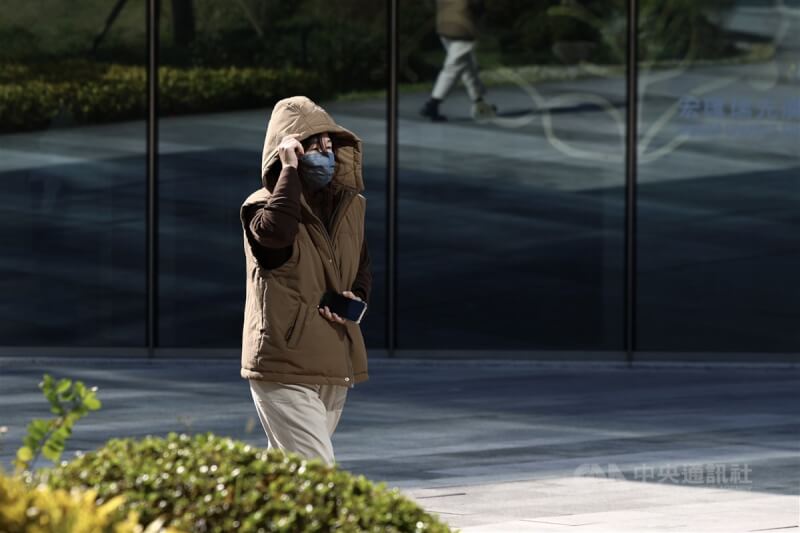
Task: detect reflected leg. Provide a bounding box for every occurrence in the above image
[460,41,487,102]
[432,37,474,100]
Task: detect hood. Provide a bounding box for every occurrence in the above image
[261,95,364,194]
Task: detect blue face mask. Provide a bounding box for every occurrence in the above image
[299,150,335,191]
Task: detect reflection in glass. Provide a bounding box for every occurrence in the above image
[398,1,626,350]
[156,1,387,348]
[0,0,147,346]
[637,0,800,352]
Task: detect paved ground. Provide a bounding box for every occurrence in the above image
[1,357,798,532]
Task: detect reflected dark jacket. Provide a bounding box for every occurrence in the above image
[436,0,485,40]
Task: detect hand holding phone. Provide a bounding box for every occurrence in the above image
[318,290,367,324]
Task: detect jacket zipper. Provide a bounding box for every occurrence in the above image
[331,190,356,236]
[306,189,355,280]
[330,190,357,388]
[305,188,357,387]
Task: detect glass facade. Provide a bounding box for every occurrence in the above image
[636,0,800,353]
[398,1,626,350]
[1,0,797,358]
[155,0,387,348]
[0,0,147,346]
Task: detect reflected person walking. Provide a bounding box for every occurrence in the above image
[420,0,497,122]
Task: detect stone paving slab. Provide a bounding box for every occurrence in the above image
[403,477,799,532]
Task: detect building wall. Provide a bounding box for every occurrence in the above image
[0,0,798,360]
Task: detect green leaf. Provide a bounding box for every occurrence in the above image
[27,419,49,441]
[64,412,81,426]
[53,425,71,439]
[22,435,37,449]
[44,389,58,406]
[42,440,63,462]
[56,378,71,394]
[84,395,102,410]
[16,445,33,462]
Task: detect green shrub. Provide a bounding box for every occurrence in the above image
[42,432,454,533]
[15,374,102,474]
[0,60,325,133]
[0,469,181,533]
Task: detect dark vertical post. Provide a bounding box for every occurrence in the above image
[386,0,399,357]
[625,0,639,366]
[146,0,159,357]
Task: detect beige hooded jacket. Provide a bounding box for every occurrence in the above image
[239,96,368,388]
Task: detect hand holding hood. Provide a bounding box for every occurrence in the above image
[261,96,364,195]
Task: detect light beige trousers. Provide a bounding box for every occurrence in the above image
[432,36,486,101]
[248,379,348,466]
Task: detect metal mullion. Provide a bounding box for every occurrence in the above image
[386,0,398,357]
[146,0,159,357]
[625,0,639,365]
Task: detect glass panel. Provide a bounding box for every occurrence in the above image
[0,0,147,346]
[637,0,800,352]
[398,1,627,350]
[157,0,387,348]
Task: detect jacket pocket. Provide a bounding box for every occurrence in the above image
[285,300,309,349]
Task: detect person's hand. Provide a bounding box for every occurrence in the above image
[318,291,362,324]
[278,133,304,169]
[342,291,362,304]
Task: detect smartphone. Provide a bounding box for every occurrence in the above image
[319,290,367,324]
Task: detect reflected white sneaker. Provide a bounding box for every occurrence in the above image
[471,100,497,122]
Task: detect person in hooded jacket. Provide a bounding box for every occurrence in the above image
[239,95,371,466]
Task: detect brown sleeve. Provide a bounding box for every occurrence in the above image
[248,165,302,248]
[351,232,372,307]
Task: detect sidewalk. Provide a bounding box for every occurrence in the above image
[1,357,798,532]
